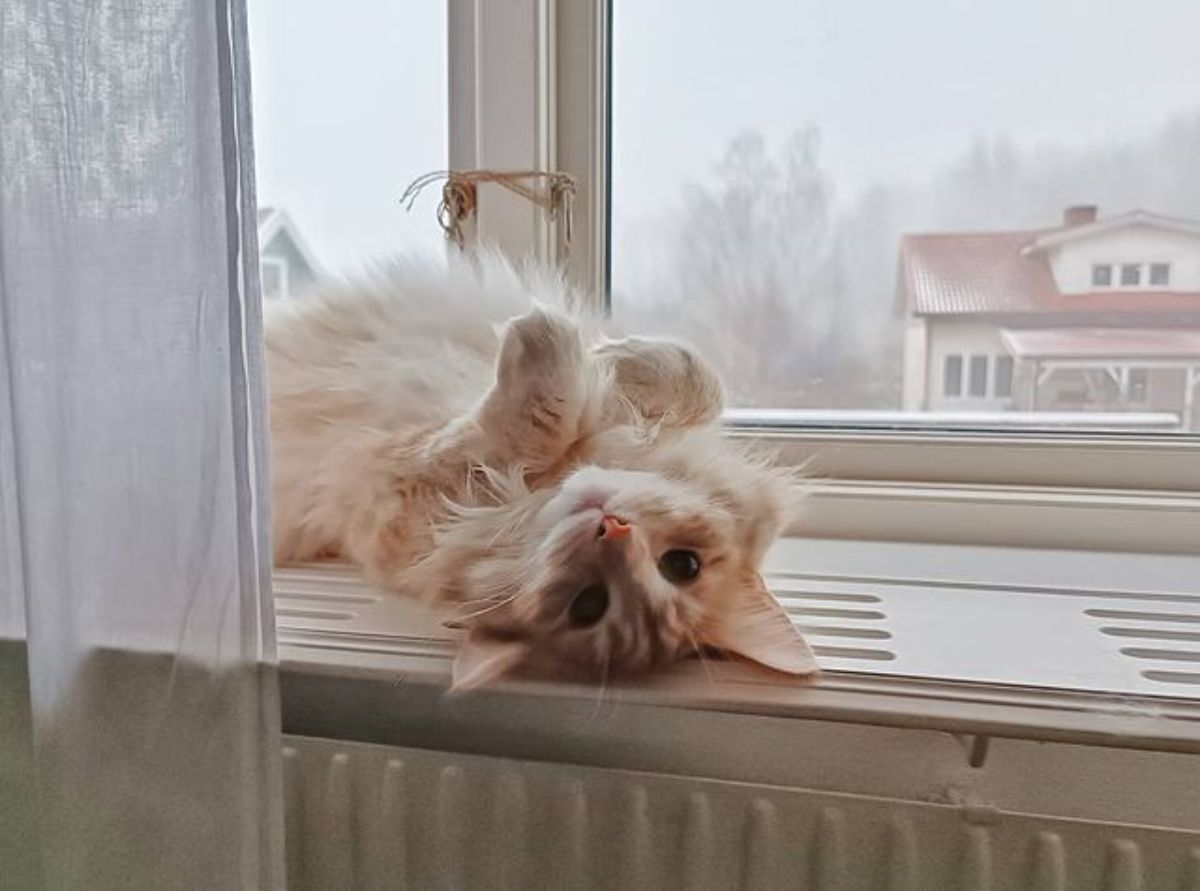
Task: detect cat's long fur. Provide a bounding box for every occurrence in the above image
[266,251,817,687]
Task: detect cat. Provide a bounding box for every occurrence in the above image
[265,251,818,689]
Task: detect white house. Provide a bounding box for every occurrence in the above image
[898,206,1200,429]
[257,206,322,301]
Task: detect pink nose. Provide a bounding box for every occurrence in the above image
[598,514,632,540]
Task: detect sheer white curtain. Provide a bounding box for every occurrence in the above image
[1,2,283,887]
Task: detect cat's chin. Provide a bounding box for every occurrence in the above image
[565,486,613,516]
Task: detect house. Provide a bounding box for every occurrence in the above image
[898,206,1200,429]
[257,206,322,300]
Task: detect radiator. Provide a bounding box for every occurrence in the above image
[282,735,1200,891]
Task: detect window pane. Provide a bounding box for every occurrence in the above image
[612,0,1200,433]
[994,355,1014,398]
[247,0,446,283]
[1150,263,1171,286]
[261,261,284,300]
[943,355,963,397]
[968,356,989,398]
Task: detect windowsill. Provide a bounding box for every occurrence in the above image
[276,537,1200,756]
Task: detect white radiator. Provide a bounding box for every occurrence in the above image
[282,736,1200,890]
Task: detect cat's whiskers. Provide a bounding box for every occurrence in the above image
[583,650,610,727]
[685,627,718,690]
[451,587,522,622]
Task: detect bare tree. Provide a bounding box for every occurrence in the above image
[615,127,842,407]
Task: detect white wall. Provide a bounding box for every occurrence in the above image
[1048,224,1200,294]
[901,318,928,410]
[926,321,1013,411]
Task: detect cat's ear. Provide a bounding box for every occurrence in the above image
[451,627,530,692]
[703,573,819,676]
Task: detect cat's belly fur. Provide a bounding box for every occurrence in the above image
[265,294,504,571]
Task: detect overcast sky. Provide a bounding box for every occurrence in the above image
[248,0,1200,273]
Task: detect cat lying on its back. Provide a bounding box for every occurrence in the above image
[266,251,817,688]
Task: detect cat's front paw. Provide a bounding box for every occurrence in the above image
[496,305,584,387]
[593,336,724,427]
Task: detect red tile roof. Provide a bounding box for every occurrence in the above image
[900,228,1200,316]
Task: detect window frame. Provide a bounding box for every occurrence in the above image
[447,0,1200,554]
[1150,261,1171,287]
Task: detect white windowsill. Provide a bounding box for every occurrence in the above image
[276,537,1200,756]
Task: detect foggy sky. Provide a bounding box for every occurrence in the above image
[247,0,1200,273]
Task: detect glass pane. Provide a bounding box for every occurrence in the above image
[968,355,989,398]
[248,0,446,284]
[612,0,1200,432]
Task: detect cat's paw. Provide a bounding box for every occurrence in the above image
[593,336,724,427]
[496,306,583,387]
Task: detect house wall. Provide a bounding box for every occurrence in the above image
[900,318,928,410]
[1048,225,1200,294]
[925,320,1014,411]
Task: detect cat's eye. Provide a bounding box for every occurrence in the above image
[568,584,609,627]
[658,549,702,584]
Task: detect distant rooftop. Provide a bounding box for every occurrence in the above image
[899,207,1200,317]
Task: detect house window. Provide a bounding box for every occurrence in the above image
[1119,263,1141,286]
[968,355,989,398]
[1128,368,1150,402]
[261,257,288,301]
[1149,263,1171,287]
[994,355,1014,398]
[943,355,963,397]
[1091,264,1112,287]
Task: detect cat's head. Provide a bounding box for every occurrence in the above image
[439,432,818,689]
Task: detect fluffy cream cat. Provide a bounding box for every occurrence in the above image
[266,252,817,688]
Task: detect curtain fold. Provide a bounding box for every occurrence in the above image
[0,1,283,887]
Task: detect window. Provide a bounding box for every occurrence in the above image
[266,0,1200,761]
[1150,262,1171,286]
[994,354,1014,398]
[968,355,989,398]
[609,0,1200,435]
[943,355,963,397]
[261,257,287,301]
[247,1,446,276]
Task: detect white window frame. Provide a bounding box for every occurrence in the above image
[446,0,1200,555]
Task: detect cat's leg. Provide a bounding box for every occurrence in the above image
[427,305,593,473]
[593,336,725,428]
